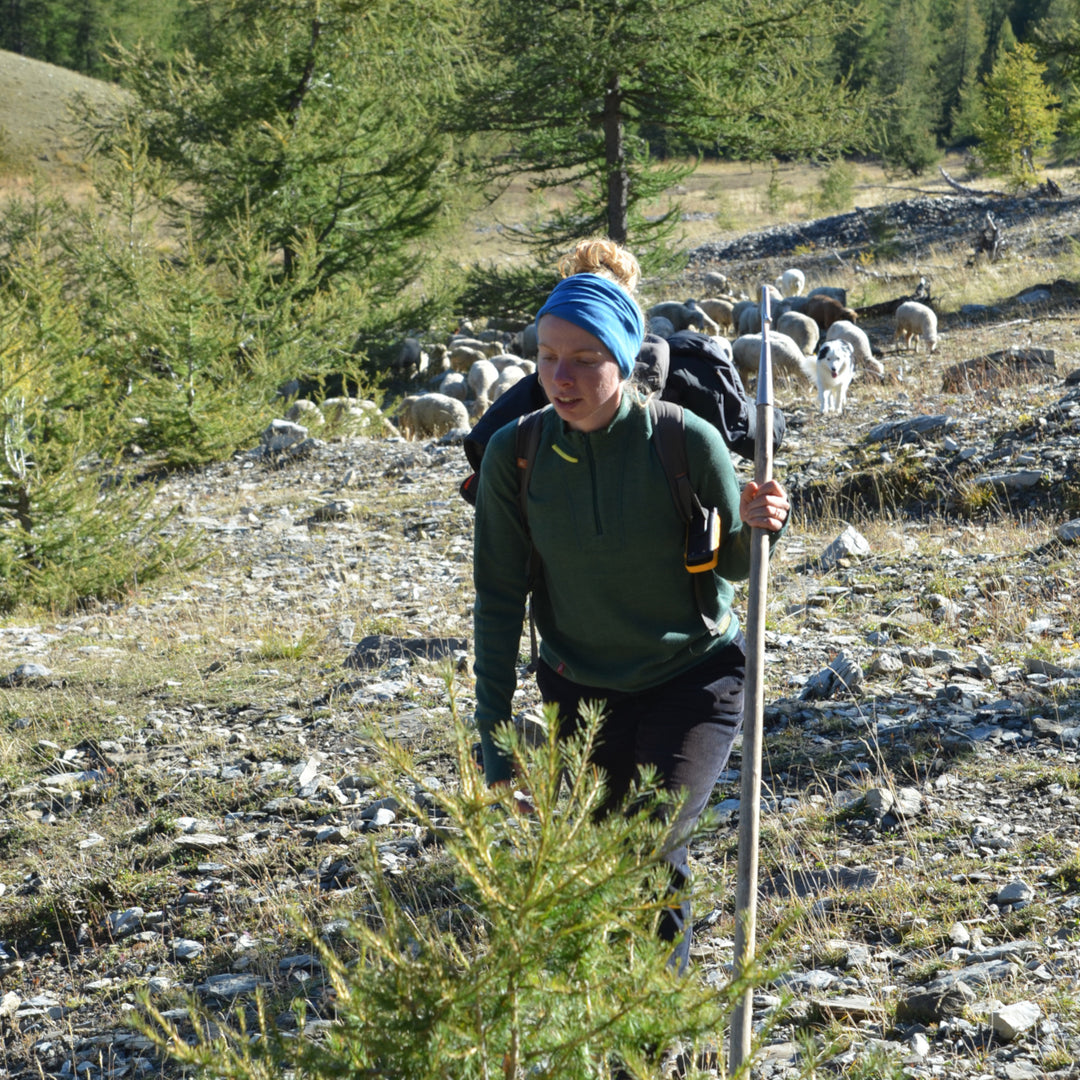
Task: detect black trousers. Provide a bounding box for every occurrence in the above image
[536,633,746,974]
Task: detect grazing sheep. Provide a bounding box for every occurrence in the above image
[438,370,469,400]
[491,364,527,401]
[683,299,721,336]
[730,299,756,332]
[736,304,762,336]
[448,343,489,373]
[824,320,873,367]
[697,297,735,335]
[894,301,939,353]
[805,295,858,334]
[646,300,716,335]
[806,285,848,305]
[731,331,811,385]
[776,311,819,355]
[397,392,470,439]
[704,270,730,293]
[776,268,805,297]
[467,358,499,403]
[779,295,810,315]
[449,335,499,358]
[397,337,424,375]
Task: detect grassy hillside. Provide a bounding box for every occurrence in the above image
[0,48,125,179]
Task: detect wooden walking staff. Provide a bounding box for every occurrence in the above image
[728,285,776,1075]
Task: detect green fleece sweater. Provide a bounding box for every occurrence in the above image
[472,395,772,784]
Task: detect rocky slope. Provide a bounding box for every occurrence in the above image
[1,194,1080,1080]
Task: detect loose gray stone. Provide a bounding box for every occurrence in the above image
[894,978,975,1023]
[107,908,144,937]
[197,974,269,1000]
[818,526,870,570]
[172,940,204,961]
[345,635,468,669]
[260,419,308,451]
[1057,518,1080,543]
[991,1001,1041,1041]
[995,881,1035,906]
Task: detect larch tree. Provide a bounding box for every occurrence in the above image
[450,0,868,269]
[89,0,469,306]
[974,40,1059,186]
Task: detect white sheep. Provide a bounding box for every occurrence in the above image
[646,300,717,335]
[894,301,938,353]
[448,343,488,373]
[704,270,730,293]
[467,358,499,402]
[697,297,735,335]
[491,364,527,401]
[824,319,873,367]
[775,311,819,355]
[437,370,469,401]
[731,331,811,385]
[449,335,500,358]
[397,393,470,439]
[775,269,805,297]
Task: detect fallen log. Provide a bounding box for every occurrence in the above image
[938,167,1008,198]
[855,278,934,320]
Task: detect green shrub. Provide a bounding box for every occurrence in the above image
[136,701,757,1079]
[815,161,856,213]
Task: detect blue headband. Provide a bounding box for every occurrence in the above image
[536,274,644,378]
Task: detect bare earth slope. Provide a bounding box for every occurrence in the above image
[0,49,124,171]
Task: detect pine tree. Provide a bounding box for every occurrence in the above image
[450,0,868,270]
[935,0,988,143]
[90,0,467,314]
[975,41,1060,187]
[874,0,943,174]
[1032,0,1080,161]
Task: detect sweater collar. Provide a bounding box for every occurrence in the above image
[554,393,635,451]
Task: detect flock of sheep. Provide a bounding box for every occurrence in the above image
[394,268,941,438]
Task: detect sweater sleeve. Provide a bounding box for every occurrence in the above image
[472,421,533,784]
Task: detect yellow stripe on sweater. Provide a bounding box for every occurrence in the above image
[552,444,578,463]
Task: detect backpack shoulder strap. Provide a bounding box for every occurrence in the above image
[647,398,702,522]
[647,399,723,637]
[514,406,550,534]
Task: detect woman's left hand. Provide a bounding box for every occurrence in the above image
[740,479,789,532]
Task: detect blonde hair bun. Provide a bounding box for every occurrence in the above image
[557,238,641,294]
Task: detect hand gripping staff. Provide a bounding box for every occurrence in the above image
[728,286,775,1075]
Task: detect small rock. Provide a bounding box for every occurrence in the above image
[1056,519,1080,544]
[819,526,870,570]
[895,978,975,1023]
[995,881,1035,906]
[991,1001,1041,1041]
[172,940,204,961]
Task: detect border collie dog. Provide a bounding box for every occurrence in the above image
[813,340,855,415]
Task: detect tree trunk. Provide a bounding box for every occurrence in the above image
[602,75,628,244]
